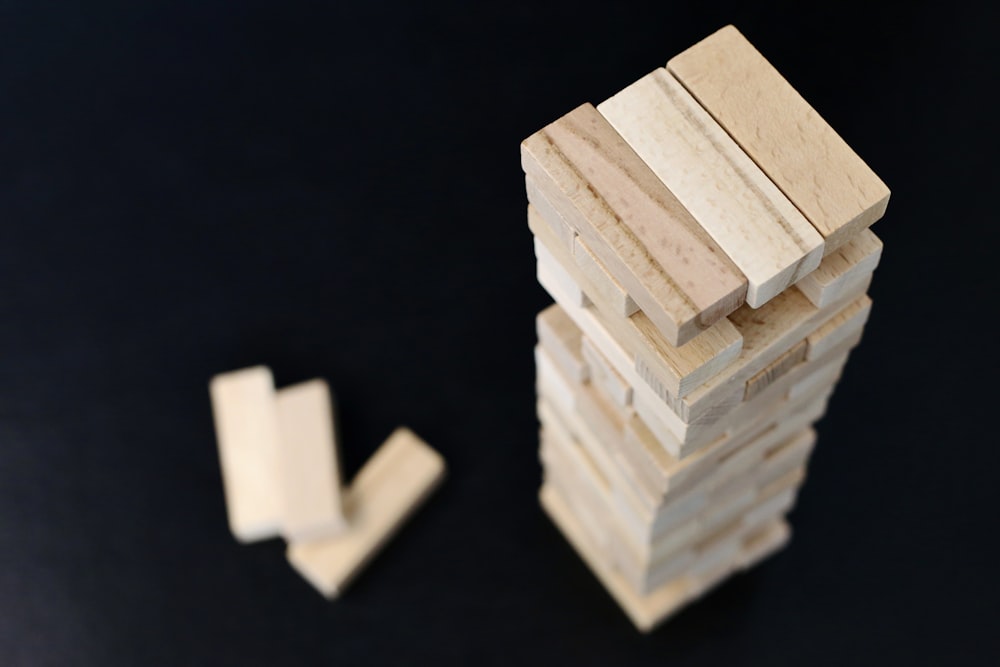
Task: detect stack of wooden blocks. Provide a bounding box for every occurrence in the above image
[522,25,889,632]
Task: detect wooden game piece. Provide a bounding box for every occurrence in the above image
[581,336,633,408]
[537,304,590,385]
[743,340,809,401]
[805,294,872,360]
[667,25,891,252]
[286,428,445,598]
[534,236,591,309]
[598,68,824,307]
[209,366,284,543]
[524,176,577,252]
[275,379,348,543]
[572,234,639,318]
[796,230,883,308]
[530,204,743,399]
[737,520,790,570]
[522,104,748,345]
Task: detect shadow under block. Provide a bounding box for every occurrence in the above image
[529,202,743,400]
[286,428,445,598]
[209,366,284,543]
[275,379,347,543]
[521,103,748,346]
[597,68,823,307]
[667,25,890,253]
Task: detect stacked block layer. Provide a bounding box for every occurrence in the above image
[522,25,888,632]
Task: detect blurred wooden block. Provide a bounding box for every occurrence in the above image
[522,103,747,345]
[537,304,590,385]
[530,204,743,399]
[668,25,890,252]
[796,230,882,308]
[743,340,808,401]
[738,520,791,570]
[286,428,445,598]
[534,236,591,309]
[598,68,823,307]
[581,336,632,408]
[209,366,284,543]
[275,379,347,543]
[540,484,693,633]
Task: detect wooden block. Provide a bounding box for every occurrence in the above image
[286,428,445,598]
[598,68,823,307]
[743,340,808,401]
[521,104,748,344]
[536,304,590,384]
[581,336,632,408]
[738,520,791,570]
[275,379,347,543]
[540,484,693,633]
[530,205,743,399]
[573,234,639,318]
[524,175,576,252]
[209,366,284,543]
[797,230,883,308]
[535,346,578,416]
[667,26,891,252]
[535,236,591,309]
[806,294,872,360]
[787,352,849,401]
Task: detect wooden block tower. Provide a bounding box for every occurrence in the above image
[521,25,889,632]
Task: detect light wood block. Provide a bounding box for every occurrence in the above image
[581,336,632,408]
[522,104,748,345]
[286,428,445,598]
[667,25,890,252]
[524,176,576,252]
[534,236,591,309]
[209,366,284,543]
[598,68,823,307]
[743,340,808,401]
[572,234,639,318]
[738,520,791,570]
[540,484,693,633]
[536,304,590,384]
[796,229,882,308]
[530,204,743,399]
[806,294,871,361]
[275,379,347,543]
[787,352,849,401]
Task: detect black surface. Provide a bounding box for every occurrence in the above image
[2,2,998,665]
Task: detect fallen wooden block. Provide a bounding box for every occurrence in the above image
[667,25,890,252]
[209,366,284,543]
[275,379,348,543]
[598,68,823,307]
[522,103,748,345]
[286,427,445,598]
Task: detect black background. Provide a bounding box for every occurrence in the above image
[2,1,998,665]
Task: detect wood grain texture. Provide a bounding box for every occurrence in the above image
[530,204,742,398]
[668,25,890,252]
[598,68,823,306]
[286,428,445,598]
[522,103,747,344]
[208,366,283,543]
[796,229,882,308]
[573,234,640,318]
[275,379,347,543]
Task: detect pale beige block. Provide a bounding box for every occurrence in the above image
[521,104,748,345]
[286,428,445,598]
[535,347,578,416]
[536,304,590,385]
[572,234,639,318]
[534,237,591,309]
[743,340,808,401]
[787,352,849,401]
[738,520,791,570]
[796,229,883,308]
[806,294,872,360]
[668,25,891,251]
[540,484,693,633]
[524,176,576,252]
[530,205,743,399]
[209,366,284,543]
[598,68,823,307]
[581,336,632,408]
[275,379,347,543]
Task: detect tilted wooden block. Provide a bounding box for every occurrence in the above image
[598,68,823,307]
[286,428,445,598]
[668,25,890,252]
[522,103,748,345]
[275,379,347,543]
[796,229,882,308]
[209,366,284,543]
[530,203,743,399]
